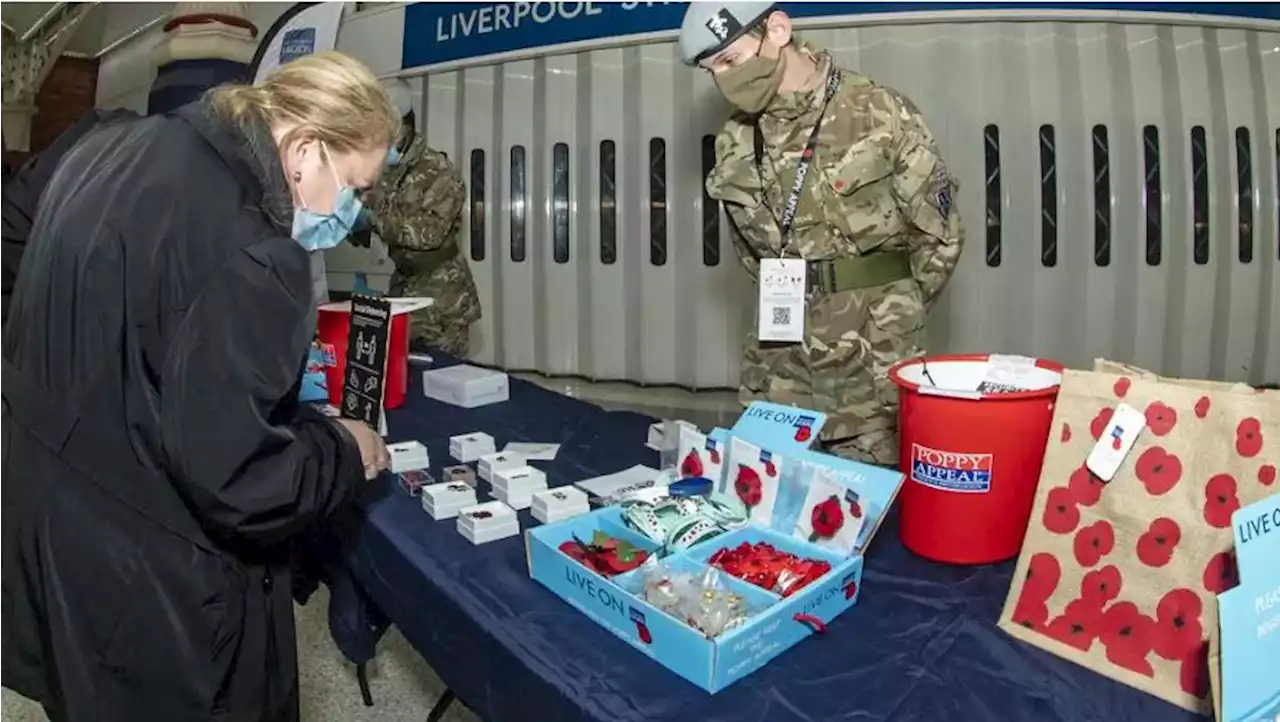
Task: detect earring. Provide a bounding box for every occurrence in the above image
[292,170,302,182]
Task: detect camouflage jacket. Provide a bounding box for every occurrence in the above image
[367,135,481,328]
[705,47,963,311]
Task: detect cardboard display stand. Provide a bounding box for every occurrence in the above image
[1211,493,1280,722]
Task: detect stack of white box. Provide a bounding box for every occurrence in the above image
[456,500,520,544]
[420,481,478,520]
[477,451,526,483]
[531,486,590,524]
[387,441,430,474]
[490,466,548,510]
[450,432,496,462]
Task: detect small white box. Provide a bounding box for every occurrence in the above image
[456,500,520,544]
[387,441,430,473]
[420,481,478,520]
[478,451,526,483]
[531,487,590,525]
[491,466,548,510]
[423,365,510,408]
[449,432,496,462]
[491,465,547,494]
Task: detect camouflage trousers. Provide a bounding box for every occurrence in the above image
[739,281,927,468]
[406,311,471,357]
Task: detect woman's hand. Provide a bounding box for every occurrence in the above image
[335,418,390,480]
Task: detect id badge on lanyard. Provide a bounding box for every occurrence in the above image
[755,69,841,344]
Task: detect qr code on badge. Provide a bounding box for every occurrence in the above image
[771,306,791,326]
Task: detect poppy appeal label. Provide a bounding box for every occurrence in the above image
[911,444,993,494]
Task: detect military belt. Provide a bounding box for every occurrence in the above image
[399,243,459,276]
[807,251,912,295]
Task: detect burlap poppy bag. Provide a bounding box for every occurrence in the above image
[998,361,1278,713]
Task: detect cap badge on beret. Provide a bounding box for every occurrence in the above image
[705,9,743,43]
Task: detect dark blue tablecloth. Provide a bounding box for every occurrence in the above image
[324,360,1198,722]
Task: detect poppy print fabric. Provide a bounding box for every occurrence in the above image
[999,361,1278,714]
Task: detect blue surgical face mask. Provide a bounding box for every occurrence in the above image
[386,147,403,167]
[292,142,364,252]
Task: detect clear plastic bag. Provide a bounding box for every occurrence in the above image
[629,557,755,638]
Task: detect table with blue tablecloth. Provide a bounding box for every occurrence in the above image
[322,358,1197,722]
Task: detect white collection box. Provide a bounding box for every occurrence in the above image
[456,500,520,544]
[490,466,549,510]
[531,486,590,525]
[449,432,496,462]
[423,365,510,408]
[387,441,430,474]
[420,481,478,520]
[477,451,526,483]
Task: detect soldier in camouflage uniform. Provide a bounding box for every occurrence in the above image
[681,3,964,466]
[352,79,480,356]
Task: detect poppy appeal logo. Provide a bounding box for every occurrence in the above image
[629,606,653,645]
[911,444,993,494]
[794,415,816,443]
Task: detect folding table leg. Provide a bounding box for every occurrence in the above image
[356,662,374,707]
[426,689,456,722]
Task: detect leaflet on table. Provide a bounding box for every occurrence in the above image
[1214,493,1280,722]
[574,465,666,502]
[729,402,825,453]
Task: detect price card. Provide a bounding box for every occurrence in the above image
[758,258,806,343]
[339,294,392,430]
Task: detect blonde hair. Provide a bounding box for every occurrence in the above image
[208,51,398,153]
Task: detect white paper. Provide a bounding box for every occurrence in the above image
[793,466,865,556]
[757,258,806,343]
[726,436,783,525]
[503,442,561,461]
[574,465,665,500]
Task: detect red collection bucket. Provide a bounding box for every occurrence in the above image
[888,354,1065,565]
[316,303,411,410]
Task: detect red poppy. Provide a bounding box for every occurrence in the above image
[1090,407,1115,440]
[1203,473,1240,529]
[1260,464,1277,487]
[794,425,812,442]
[809,496,844,541]
[1152,588,1204,662]
[1202,551,1238,594]
[1179,643,1210,698]
[734,465,763,509]
[1061,423,1072,443]
[848,500,863,519]
[1235,417,1264,458]
[1194,395,1211,419]
[1100,602,1156,677]
[1136,517,1182,568]
[1011,589,1050,632]
[1114,377,1131,397]
[1144,401,1178,437]
[764,459,777,477]
[1080,565,1122,604]
[1043,487,1081,535]
[1134,446,1183,496]
[1046,599,1106,651]
[1068,465,1105,506]
[680,450,704,478]
[1024,552,1062,602]
[1073,520,1115,567]
[708,447,722,464]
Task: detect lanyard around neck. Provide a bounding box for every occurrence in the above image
[751,68,842,254]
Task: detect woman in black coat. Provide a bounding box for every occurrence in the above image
[2,52,395,722]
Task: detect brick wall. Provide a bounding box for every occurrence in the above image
[30,55,101,154]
